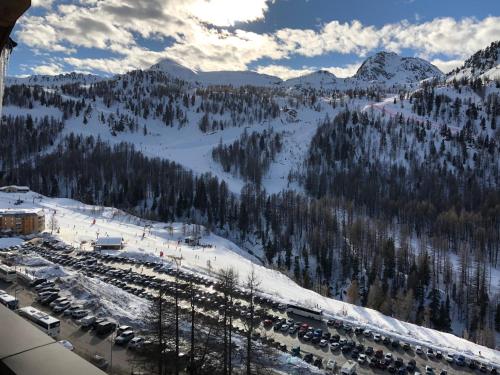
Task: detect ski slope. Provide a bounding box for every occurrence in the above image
[0,190,499,365]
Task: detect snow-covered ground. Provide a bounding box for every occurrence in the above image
[1,190,499,364]
[2,95,339,195]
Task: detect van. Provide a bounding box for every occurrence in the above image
[96,321,117,335]
[81,315,96,328]
[341,360,357,375]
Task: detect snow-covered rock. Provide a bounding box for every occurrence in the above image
[448,40,500,81]
[352,51,443,85]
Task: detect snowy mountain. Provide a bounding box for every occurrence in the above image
[448,40,500,81]
[283,70,339,90]
[150,57,282,87]
[352,51,443,85]
[282,52,444,90]
[6,72,104,87]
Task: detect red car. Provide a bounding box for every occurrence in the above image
[263,319,273,328]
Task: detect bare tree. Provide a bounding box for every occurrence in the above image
[218,267,239,375]
[244,268,260,375]
[49,213,58,234]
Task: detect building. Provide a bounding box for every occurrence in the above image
[0,304,107,375]
[0,186,30,193]
[93,237,124,251]
[0,209,45,235]
[184,235,201,246]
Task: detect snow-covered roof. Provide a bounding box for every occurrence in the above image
[95,237,123,246]
[0,208,43,216]
[0,185,30,192]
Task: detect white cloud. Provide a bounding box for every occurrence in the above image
[430,58,464,74]
[325,63,361,78]
[186,0,271,27]
[15,0,500,77]
[255,62,361,80]
[32,62,64,75]
[256,65,315,80]
[31,0,54,9]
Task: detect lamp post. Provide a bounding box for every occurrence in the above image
[109,330,115,374]
[14,287,23,307]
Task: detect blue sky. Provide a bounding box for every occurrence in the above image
[8,0,500,79]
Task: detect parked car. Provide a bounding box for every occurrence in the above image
[53,300,71,313]
[96,321,117,335]
[91,354,109,370]
[57,340,74,351]
[128,337,145,350]
[81,315,96,328]
[72,309,89,319]
[117,325,133,335]
[50,297,68,308]
[325,359,336,373]
[115,330,135,345]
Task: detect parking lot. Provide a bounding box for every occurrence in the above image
[2,239,498,375]
[0,279,139,374]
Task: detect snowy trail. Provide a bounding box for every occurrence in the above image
[1,191,499,365]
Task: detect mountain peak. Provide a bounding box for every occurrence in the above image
[354,51,443,85]
[149,58,198,81]
[449,40,500,80]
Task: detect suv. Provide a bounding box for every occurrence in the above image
[96,321,117,335]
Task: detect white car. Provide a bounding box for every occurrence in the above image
[319,339,328,347]
[415,345,424,354]
[57,340,74,351]
[373,333,381,342]
[363,329,372,337]
[425,366,434,374]
[325,359,336,373]
[427,348,435,358]
[385,353,393,362]
[358,354,367,364]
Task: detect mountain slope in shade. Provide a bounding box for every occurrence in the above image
[353,51,443,85]
[448,40,500,81]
